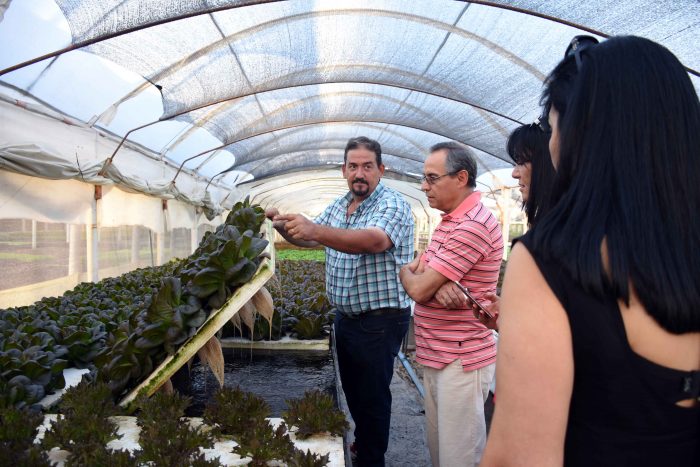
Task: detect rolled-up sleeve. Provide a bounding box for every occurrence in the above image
[367,197,413,248]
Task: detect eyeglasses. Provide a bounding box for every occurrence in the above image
[421,171,459,185]
[564,35,599,71]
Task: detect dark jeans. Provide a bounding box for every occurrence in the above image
[334,308,411,467]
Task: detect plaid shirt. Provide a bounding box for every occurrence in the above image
[315,183,414,314]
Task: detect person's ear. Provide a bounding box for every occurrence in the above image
[458,169,469,186]
[378,163,385,177]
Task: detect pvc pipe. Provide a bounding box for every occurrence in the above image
[398,351,424,398]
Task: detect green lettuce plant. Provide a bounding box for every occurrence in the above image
[0,198,269,407]
[288,448,331,467]
[0,404,51,466]
[282,389,349,439]
[232,419,295,466]
[203,386,270,438]
[136,391,219,467]
[40,380,134,466]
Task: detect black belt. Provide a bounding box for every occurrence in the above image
[338,306,411,319]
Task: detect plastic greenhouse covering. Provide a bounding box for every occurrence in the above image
[1,0,698,306]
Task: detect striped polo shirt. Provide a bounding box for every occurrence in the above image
[414,191,503,371]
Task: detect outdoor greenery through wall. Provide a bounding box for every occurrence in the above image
[275,248,325,262]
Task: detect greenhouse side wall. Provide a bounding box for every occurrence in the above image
[0,172,221,308]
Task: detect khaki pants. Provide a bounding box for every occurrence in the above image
[423,359,495,467]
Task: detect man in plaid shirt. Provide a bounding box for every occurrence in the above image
[266,136,414,467]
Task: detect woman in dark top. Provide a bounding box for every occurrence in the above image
[482,36,699,466]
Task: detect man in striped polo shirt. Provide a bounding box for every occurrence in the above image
[400,141,503,467]
[267,136,414,467]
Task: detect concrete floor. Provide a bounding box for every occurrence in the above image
[384,363,433,466]
[336,359,432,467]
[337,357,496,467]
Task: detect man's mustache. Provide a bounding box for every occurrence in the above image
[353,178,368,184]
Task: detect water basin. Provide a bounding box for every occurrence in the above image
[187,347,336,416]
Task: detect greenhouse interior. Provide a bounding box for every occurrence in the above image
[1,1,698,466]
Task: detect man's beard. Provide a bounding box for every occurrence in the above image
[351,178,369,196]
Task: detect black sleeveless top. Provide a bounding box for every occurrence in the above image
[519,233,699,466]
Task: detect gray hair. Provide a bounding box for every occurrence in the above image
[429,141,477,187]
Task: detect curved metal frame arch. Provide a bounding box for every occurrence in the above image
[235,144,426,172]
[244,164,423,186]
[236,146,428,170]
[2,1,696,79]
[100,77,520,176]
[83,6,549,172]
[239,122,433,159]
[197,126,431,174]
[198,89,467,147]
[171,118,507,184]
[86,7,547,121]
[237,149,424,173]
[203,148,424,191]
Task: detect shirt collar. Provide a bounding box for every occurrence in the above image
[442,191,481,220]
[343,182,385,211]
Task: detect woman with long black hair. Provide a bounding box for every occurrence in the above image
[482,36,700,466]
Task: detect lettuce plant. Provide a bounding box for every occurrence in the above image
[136,391,219,467]
[203,386,270,438]
[232,419,295,466]
[40,380,133,466]
[0,404,51,466]
[282,389,349,439]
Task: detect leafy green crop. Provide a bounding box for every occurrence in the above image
[0,197,269,407]
[288,448,331,467]
[136,391,219,467]
[203,386,270,438]
[96,197,268,398]
[40,380,131,466]
[224,258,332,341]
[282,389,349,439]
[232,420,295,466]
[266,260,332,340]
[0,404,51,466]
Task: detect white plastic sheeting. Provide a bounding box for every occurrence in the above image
[0,171,94,225]
[0,97,233,212]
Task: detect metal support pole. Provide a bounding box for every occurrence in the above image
[31,220,37,249]
[87,186,101,282]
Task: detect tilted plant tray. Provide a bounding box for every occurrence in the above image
[119,223,275,410]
